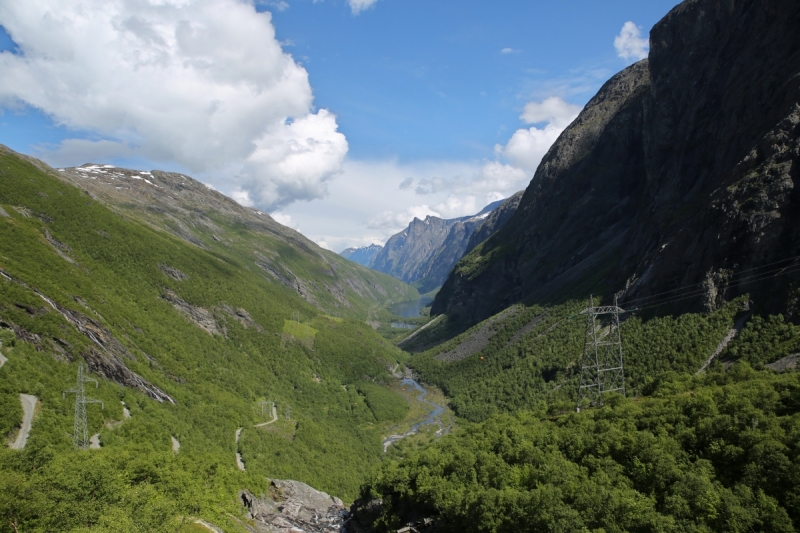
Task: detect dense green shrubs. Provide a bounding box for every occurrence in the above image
[411,299,746,422]
[356,382,410,422]
[725,314,800,366]
[364,368,800,532]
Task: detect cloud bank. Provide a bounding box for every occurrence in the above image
[495,96,581,173]
[0,0,347,211]
[286,94,583,251]
[614,21,649,62]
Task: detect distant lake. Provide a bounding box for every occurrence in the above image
[391,322,416,330]
[389,296,434,318]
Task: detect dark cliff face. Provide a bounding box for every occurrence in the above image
[464,191,524,256]
[434,60,651,322]
[617,0,800,313]
[434,0,800,325]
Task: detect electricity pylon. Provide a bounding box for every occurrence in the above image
[63,362,104,449]
[257,399,274,418]
[577,295,626,409]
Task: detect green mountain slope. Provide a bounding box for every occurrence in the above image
[407,297,758,422]
[53,158,418,318]
[0,146,414,531]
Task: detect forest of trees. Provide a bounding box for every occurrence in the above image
[363,366,800,532]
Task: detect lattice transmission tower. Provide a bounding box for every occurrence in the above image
[63,362,104,449]
[577,295,626,409]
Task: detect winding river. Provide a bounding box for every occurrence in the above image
[382,378,449,452]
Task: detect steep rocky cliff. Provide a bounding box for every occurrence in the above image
[434,0,800,325]
[463,190,524,256]
[369,200,500,293]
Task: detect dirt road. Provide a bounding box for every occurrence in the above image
[10,394,37,450]
[254,404,278,428]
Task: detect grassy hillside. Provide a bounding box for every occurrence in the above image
[52,155,418,319]
[0,148,414,531]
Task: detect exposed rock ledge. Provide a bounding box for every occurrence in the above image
[240,480,347,533]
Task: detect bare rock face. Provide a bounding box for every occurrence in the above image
[617,0,800,314]
[370,198,511,294]
[240,480,347,533]
[435,0,800,325]
[371,216,459,285]
[161,289,224,336]
[463,191,524,256]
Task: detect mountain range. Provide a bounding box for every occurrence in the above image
[340,244,383,267]
[3,0,800,530]
[341,195,521,295]
[0,145,420,530]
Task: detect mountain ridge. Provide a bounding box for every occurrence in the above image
[368,196,518,294]
[340,243,383,267]
[50,158,418,317]
[434,0,800,326]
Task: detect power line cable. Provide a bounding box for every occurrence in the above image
[628,264,800,312]
[619,255,800,307]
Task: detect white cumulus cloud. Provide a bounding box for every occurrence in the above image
[520,97,582,127]
[270,212,300,230]
[614,21,649,62]
[348,0,379,15]
[495,97,581,173]
[0,0,347,211]
[276,158,532,251]
[367,205,441,232]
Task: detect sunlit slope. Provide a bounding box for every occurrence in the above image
[0,146,412,530]
[363,368,800,532]
[50,154,418,318]
[404,297,787,422]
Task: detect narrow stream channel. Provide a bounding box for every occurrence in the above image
[382,378,449,452]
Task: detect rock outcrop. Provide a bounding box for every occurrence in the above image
[0,268,174,403]
[434,0,800,325]
[240,480,347,533]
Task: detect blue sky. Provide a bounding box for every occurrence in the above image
[265,0,675,162]
[0,0,679,251]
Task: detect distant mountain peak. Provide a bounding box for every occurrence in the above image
[369,196,521,294]
[340,243,384,267]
